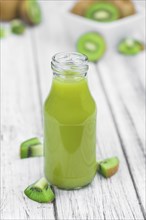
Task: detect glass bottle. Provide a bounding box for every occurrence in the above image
[44,52,97,189]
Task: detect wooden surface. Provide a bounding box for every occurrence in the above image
[1,1,145,220]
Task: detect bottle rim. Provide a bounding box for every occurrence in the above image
[51,52,89,78]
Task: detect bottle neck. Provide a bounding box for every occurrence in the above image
[51,52,89,81]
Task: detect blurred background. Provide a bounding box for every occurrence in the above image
[0,1,145,89]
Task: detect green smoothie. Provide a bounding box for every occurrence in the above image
[44,53,97,189]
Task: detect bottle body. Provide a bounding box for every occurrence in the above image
[44,77,97,189]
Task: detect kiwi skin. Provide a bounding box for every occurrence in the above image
[0,0,20,21]
[20,137,43,159]
[108,0,135,18]
[85,2,120,22]
[71,0,95,16]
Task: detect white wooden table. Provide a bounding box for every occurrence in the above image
[1,1,145,220]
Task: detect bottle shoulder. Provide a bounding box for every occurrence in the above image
[44,78,97,124]
[44,95,96,124]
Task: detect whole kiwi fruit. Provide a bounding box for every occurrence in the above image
[0,0,20,21]
[71,0,96,16]
[109,0,135,17]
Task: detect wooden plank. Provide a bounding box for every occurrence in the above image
[1,31,55,219]
[96,51,145,216]
[32,2,145,219]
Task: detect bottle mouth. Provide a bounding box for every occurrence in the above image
[51,52,89,78]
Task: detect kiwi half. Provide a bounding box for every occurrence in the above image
[98,157,119,178]
[11,19,26,35]
[24,177,55,203]
[20,137,43,159]
[77,32,106,62]
[85,2,120,22]
[118,38,144,55]
[20,0,42,25]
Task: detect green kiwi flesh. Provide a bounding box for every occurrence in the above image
[24,177,55,203]
[11,19,26,35]
[118,38,144,55]
[98,157,119,178]
[20,0,42,25]
[0,26,7,38]
[20,137,43,158]
[85,2,120,22]
[77,32,106,62]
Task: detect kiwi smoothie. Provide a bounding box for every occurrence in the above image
[44,53,97,189]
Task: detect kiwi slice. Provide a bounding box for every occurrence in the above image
[118,38,144,55]
[20,0,42,25]
[20,137,43,159]
[11,19,26,35]
[85,2,120,22]
[77,32,106,62]
[24,177,55,203]
[98,157,119,178]
[0,26,8,39]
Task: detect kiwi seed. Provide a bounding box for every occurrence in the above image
[118,38,144,55]
[24,177,55,203]
[85,2,120,22]
[20,137,43,159]
[76,32,106,62]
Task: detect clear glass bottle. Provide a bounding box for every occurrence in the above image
[44,52,97,189]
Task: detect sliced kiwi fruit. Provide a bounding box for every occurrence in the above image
[85,2,120,22]
[20,137,43,159]
[11,19,26,35]
[98,157,119,178]
[0,26,8,39]
[24,177,55,203]
[20,0,42,25]
[118,38,144,55]
[77,32,106,62]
